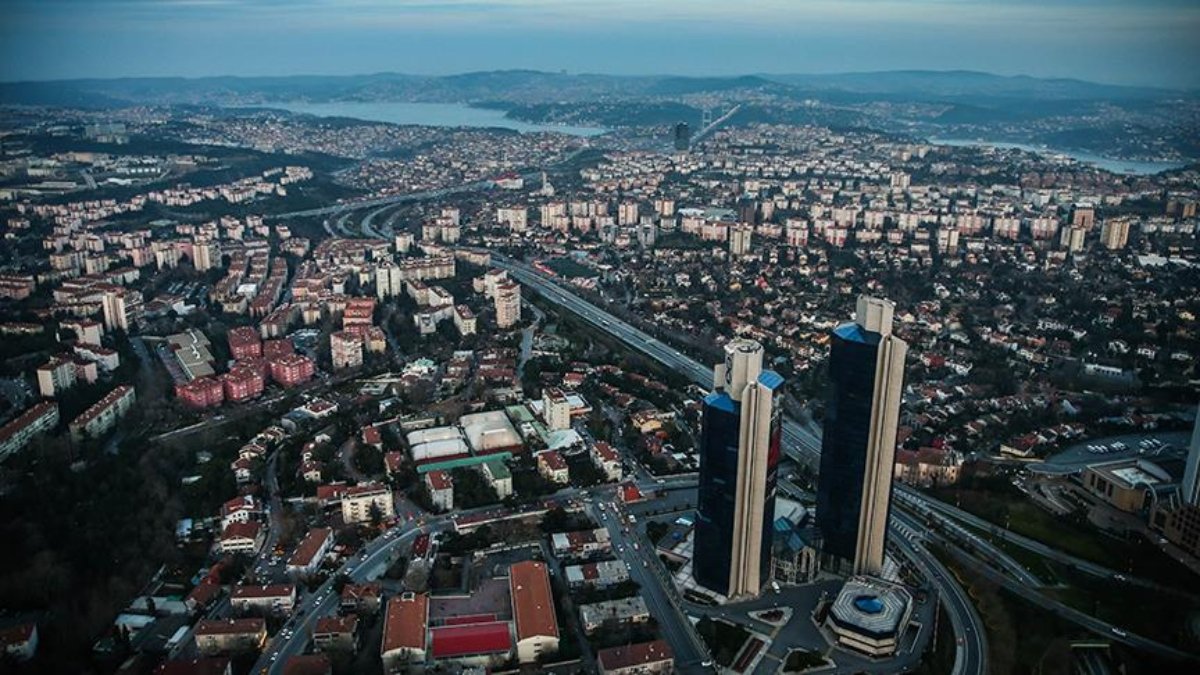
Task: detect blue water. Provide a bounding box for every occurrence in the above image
[248,101,608,137]
[929,138,1186,176]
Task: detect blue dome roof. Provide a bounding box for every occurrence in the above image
[853,595,885,614]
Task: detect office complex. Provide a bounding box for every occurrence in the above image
[694,339,783,598]
[673,122,691,151]
[816,296,908,576]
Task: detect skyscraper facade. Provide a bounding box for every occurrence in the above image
[1183,403,1200,506]
[673,122,691,151]
[816,296,908,576]
[694,339,784,598]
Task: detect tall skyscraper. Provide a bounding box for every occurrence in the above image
[816,296,908,576]
[673,122,691,151]
[694,339,784,598]
[1183,403,1200,506]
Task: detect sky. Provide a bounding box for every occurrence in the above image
[1,0,1198,88]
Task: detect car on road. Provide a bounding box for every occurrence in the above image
[1111,627,1128,637]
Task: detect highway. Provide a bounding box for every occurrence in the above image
[937,536,1200,663]
[895,488,1199,600]
[491,254,989,675]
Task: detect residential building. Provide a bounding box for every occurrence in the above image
[1101,218,1131,250]
[69,384,135,441]
[36,355,76,397]
[542,387,571,431]
[694,338,783,598]
[227,326,262,360]
[220,521,263,554]
[193,618,267,656]
[551,528,612,558]
[230,584,296,616]
[579,597,650,634]
[596,639,675,675]
[330,331,363,370]
[269,354,315,388]
[494,282,521,329]
[0,401,59,460]
[481,459,513,499]
[341,483,394,524]
[286,527,333,578]
[425,469,454,512]
[537,450,569,484]
[510,561,559,663]
[591,441,622,481]
[564,560,630,589]
[453,305,477,336]
[816,296,907,576]
[312,615,359,653]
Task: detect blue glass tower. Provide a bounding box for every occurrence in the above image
[816,297,907,576]
[694,339,784,598]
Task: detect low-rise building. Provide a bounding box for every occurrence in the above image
[824,577,913,657]
[425,469,454,512]
[510,560,559,663]
[0,401,59,461]
[591,441,623,482]
[194,618,267,656]
[481,459,513,499]
[551,528,612,558]
[69,384,135,440]
[564,560,630,589]
[578,597,651,634]
[381,592,428,670]
[230,584,296,616]
[219,521,263,554]
[596,639,675,675]
[313,615,358,653]
[537,450,569,484]
[286,527,333,578]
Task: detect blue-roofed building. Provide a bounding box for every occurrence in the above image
[694,339,784,598]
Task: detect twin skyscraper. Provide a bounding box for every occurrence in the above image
[695,296,907,598]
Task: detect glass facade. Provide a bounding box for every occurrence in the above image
[694,382,782,596]
[694,392,740,593]
[816,324,885,564]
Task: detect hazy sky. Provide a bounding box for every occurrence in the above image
[2,0,1198,87]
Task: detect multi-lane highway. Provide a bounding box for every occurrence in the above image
[490,253,992,674]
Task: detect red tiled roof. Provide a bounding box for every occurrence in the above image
[596,639,674,672]
[288,528,332,568]
[194,618,265,637]
[281,654,331,675]
[510,561,558,641]
[382,593,427,653]
[154,657,231,675]
[430,622,512,659]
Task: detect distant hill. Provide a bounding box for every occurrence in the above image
[2,69,1186,109]
[761,70,1176,102]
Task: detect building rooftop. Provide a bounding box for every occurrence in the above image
[382,593,428,654]
[509,561,558,641]
[430,621,513,659]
